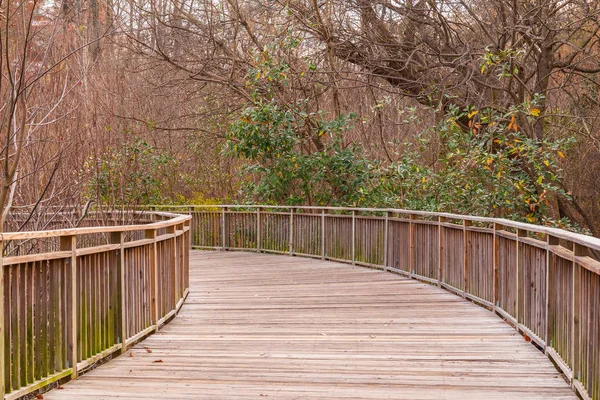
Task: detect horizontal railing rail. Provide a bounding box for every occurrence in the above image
[160,204,599,400]
[0,210,191,400]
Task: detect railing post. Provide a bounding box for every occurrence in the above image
[321,209,325,260]
[351,210,356,265]
[289,208,294,255]
[493,224,503,312]
[545,234,558,352]
[166,225,178,305]
[60,235,78,378]
[110,231,126,354]
[178,223,185,298]
[0,238,4,398]
[221,207,228,250]
[516,229,526,325]
[572,242,583,386]
[146,228,159,332]
[384,211,389,270]
[188,207,194,248]
[438,216,446,287]
[409,214,415,278]
[184,218,191,292]
[463,220,471,297]
[256,206,261,252]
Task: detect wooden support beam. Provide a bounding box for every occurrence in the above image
[351,211,356,265]
[516,228,527,325]
[463,220,471,297]
[438,217,447,287]
[289,208,294,255]
[0,239,5,398]
[572,242,584,386]
[146,228,159,332]
[321,209,325,260]
[221,207,228,250]
[493,223,504,312]
[409,214,415,278]
[110,232,126,354]
[256,207,261,252]
[384,211,390,269]
[166,225,178,306]
[61,235,78,378]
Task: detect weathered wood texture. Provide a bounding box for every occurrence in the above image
[0,212,191,400]
[179,205,600,400]
[45,251,576,399]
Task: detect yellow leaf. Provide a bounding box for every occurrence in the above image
[557,150,565,159]
[468,110,479,119]
[421,177,427,183]
[543,160,550,167]
[507,115,518,132]
[487,158,493,165]
[530,108,541,116]
[497,171,502,178]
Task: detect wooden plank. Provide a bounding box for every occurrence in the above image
[44,251,577,400]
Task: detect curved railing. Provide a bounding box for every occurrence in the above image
[0,211,191,399]
[155,204,599,400]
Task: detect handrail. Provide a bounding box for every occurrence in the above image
[0,210,192,400]
[182,204,599,400]
[146,204,600,251]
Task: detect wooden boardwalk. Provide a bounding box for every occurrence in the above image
[45,251,576,399]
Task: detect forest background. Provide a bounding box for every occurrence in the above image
[2,0,600,235]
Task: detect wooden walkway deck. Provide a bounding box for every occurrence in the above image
[45,251,576,399]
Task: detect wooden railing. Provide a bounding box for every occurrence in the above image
[154,204,600,400]
[0,211,191,400]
